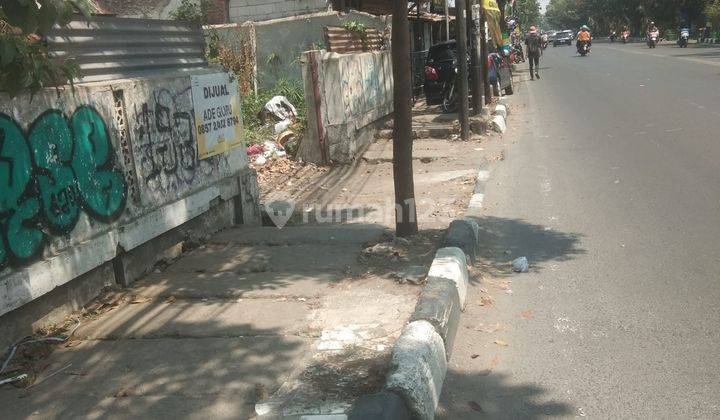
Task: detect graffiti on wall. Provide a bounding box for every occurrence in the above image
[0,107,127,268]
[340,52,391,118]
[132,87,228,202]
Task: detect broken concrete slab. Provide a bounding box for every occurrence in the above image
[75,299,312,339]
[132,271,342,300]
[165,243,361,274]
[0,336,312,419]
[349,391,412,419]
[208,225,390,246]
[385,320,447,420]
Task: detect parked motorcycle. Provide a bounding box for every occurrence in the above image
[511,43,525,64]
[609,31,617,42]
[678,29,689,48]
[647,31,659,48]
[577,40,590,56]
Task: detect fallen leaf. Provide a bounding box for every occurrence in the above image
[480,296,493,306]
[491,356,501,367]
[521,310,534,319]
[471,354,480,359]
[479,288,488,294]
[494,340,508,347]
[468,401,483,412]
[64,340,83,348]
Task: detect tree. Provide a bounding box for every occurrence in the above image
[391,0,418,237]
[707,0,720,28]
[0,0,93,96]
[514,0,541,28]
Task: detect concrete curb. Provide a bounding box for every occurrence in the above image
[379,246,469,419]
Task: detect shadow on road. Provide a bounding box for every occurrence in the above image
[465,216,585,279]
[438,370,575,419]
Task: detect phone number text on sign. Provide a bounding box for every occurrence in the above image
[191,73,244,159]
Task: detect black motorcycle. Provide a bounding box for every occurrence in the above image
[577,40,590,56]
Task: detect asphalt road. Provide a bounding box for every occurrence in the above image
[438,42,720,418]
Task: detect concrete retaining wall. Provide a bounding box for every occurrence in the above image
[0,69,258,347]
[208,10,388,90]
[299,49,393,164]
[229,0,329,23]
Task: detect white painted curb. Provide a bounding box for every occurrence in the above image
[493,104,508,119]
[427,247,469,309]
[385,320,447,420]
[491,115,507,133]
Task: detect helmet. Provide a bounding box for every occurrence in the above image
[581,25,589,30]
[650,21,655,25]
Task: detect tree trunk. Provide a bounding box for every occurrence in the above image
[468,0,483,113]
[480,1,491,101]
[392,0,418,236]
[456,0,470,140]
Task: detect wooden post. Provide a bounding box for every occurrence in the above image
[445,0,450,41]
[467,0,482,113]
[456,0,470,140]
[480,2,491,101]
[392,0,419,236]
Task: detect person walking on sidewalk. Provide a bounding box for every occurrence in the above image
[525,25,542,80]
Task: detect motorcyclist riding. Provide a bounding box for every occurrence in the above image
[577,25,592,54]
[646,21,660,48]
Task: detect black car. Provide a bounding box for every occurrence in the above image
[553,30,574,46]
[424,41,512,106]
[423,41,459,105]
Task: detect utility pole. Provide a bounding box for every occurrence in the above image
[467,0,483,113]
[391,0,418,237]
[480,2,491,101]
[444,0,450,41]
[455,0,470,140]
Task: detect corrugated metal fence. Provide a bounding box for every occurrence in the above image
[46,16,208,83]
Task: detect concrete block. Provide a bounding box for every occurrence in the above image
[494,104,508,119]
[385,321,447,420]
[410,277,461,359]
[427,247,469,309]
[350,391,412,420]
[490,115,507,133]
[445,218,479,261]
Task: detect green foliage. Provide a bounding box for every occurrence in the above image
[0,0,93,97]
[343,20,369,49]
[545,0,711,34]
[707,0,720,27]
[513,0,541,29]
[170,0,204,24]
[241,80,307,145]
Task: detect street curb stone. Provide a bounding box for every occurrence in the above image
[490,115,507,133]
[445,219,480,261]
[494,104,508,119]
[409,277,462,359]
[384,320,447,420]
[427,247,469,309]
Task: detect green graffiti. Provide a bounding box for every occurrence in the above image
[0,107,127,268]
[71,106,126,221]
[29,111,80,233]
[0,114,42,266]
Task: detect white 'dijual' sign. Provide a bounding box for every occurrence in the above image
[191,72,244,159]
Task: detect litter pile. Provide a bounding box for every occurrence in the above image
[247,96,301,165]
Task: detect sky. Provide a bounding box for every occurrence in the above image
[540,0,550,13]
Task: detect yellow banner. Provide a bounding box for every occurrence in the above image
[482,0,501,12]
[483,1,503,46]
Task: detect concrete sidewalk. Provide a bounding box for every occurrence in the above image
[0,224,437,419]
